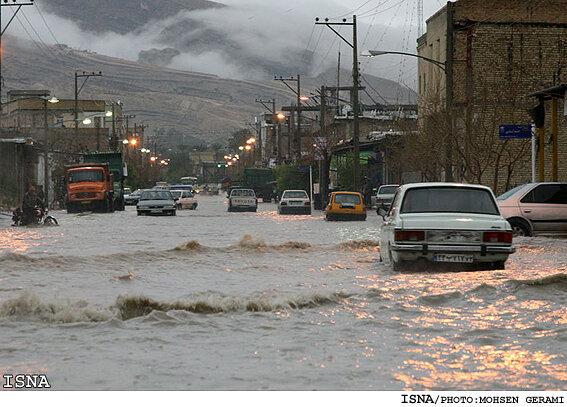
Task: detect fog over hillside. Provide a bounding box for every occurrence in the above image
[1,0,430,92]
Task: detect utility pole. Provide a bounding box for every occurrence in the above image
[0,0,35,130]
[316,16,361,191]
[319,85,329,208]
[256,98,278,161]
[74,70,103,148]
[111,104,116,151]
[274,75,302,161]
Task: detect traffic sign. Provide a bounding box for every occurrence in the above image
[499,124,532,140]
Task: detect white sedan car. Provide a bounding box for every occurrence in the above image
[228,188,258,212]
[278,190,311,215]
[379,183,515,270]
[171,190,198,210]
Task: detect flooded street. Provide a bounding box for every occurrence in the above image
[0,195,565,390]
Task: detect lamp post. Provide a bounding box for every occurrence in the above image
[43,96,60,207]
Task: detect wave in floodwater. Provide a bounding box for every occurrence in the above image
[0,291,351,324]
[0,235,379,266]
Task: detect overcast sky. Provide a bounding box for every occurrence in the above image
[4,0,449,92]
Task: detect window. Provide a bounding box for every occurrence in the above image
[401,187,499,215]
[68,170,104,183]
[334,194,361,205]
[378,186,398,195]
[521,184,567,204]
[497,184,527,201]
[231,189,255,197]
[140,191,173,201]
[283,191,308,199]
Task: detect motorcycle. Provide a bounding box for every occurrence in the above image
[12,206,58,227]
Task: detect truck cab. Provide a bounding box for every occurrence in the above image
[66,164,114,213]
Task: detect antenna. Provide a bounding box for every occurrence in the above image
[417,0,424,37]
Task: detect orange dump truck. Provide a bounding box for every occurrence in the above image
[65,163,114,213]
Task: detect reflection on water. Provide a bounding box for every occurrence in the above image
[396,336,567,390]
[0,199,566,390]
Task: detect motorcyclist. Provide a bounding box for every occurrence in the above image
[21,184,42,226]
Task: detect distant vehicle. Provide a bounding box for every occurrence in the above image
[66,163,115,213]
[124,188,132,195]
[170,184,194,193]
[373,184,399,210]
[137,190,176,216]
[153,182,170,190]
[243,168,275,202]
[497,182,567,236]
[325,192,367,221]
[228,188,258,212]
[278,190,311,215]
[379,183,515,270]
[172,190,198,210]
[83,152,127,211]
[124,189,142,205]
[180,177,198,185]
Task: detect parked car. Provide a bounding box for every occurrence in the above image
[379,183,515,270]
[124,189,142,205]
[497,182,567,236]
[228,188,258,212]
[325,192,367,221]
[278,190,311,215]
[137,190,176,216]
[173,190,198,210]
[372,184,399,210]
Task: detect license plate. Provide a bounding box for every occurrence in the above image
[433,254,474,263]
[81,201,92,205]
[151,209,162,213]
[290,202,302,206]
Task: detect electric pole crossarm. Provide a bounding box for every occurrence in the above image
[255,98,275,114]
[316,23,354,49]
[1,5,22,36]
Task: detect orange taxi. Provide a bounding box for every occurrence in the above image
[325,191,367,221]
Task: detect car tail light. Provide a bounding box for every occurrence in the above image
[483,231,513,244]
[395,230,425,242]
[281,202,287,206]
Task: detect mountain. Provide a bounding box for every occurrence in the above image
[41,0,225,35]
[3,37,415,143]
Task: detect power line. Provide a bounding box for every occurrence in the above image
[35,3,60,45]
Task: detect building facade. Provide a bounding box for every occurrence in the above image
[418,0,567,193]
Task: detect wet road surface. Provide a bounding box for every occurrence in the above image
[0,196,565,390]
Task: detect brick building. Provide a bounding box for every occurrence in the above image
[417,0,567,193]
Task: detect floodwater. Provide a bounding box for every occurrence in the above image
[0,196,565,390]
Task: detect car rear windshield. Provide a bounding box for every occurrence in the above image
[334,194,361,205]
[68,169,104,183]
[140,191,173,201]
[378,186,398,195]
[401,187,499,215]
[283,191,308,199]
[231,189,255,197]
[497,184,527,200]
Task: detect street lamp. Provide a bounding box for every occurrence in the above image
[362,50,446,72]
[363,49,452,181]
[122,139,129,145]
[239,146,245,151]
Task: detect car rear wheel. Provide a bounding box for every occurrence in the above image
[508,218,531,237]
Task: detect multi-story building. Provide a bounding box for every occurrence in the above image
[418,0,567,192]
[1,90,123,153]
